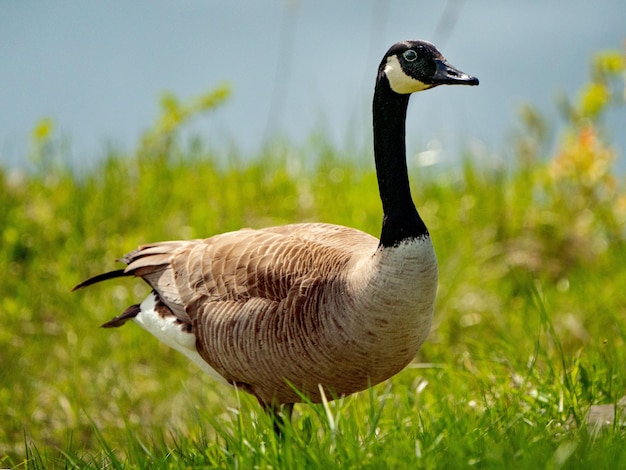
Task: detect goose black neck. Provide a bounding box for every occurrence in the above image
[373,75,428,248]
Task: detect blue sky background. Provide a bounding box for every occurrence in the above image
[1,1,625,170]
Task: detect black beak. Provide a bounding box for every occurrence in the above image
[432,59,479,86]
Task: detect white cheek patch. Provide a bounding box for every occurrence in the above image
[384,55,431,94]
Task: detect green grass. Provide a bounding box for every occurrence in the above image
[1,138,625,468]
[2,51,626,467]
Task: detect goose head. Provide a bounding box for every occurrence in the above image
[380,40,479,94]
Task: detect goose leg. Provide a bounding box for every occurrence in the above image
[263,402,294,437]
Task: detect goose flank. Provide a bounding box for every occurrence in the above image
[74,40,478,422]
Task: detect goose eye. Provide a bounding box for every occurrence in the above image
[403,50,418,62]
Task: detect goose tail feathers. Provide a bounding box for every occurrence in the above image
[72,268,129,291]
[72,241,188,292]
[101,303,141,328]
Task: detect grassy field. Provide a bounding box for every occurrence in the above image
[1,51,626,468]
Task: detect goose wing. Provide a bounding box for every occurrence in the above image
[115,222,377,401]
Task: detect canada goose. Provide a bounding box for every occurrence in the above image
[74,40,478,428]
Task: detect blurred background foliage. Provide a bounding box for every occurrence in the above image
[1,45,625,466]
